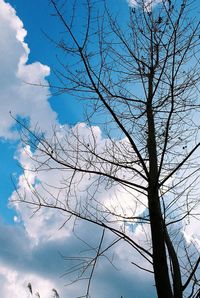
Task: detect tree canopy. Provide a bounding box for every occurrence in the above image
[15,1,200,297]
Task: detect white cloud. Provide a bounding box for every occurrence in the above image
[8,122,154,297]
[2,0,199,296]
[0,219,155,298]
[11,143,73,244]
[0,221,68,297]
[0,266,57,298]
[10,122,147,243]
[127,0,163,11]
[183,212,200,249]
[0,0,57,139]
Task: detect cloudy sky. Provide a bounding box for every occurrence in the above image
[2,0,199,297]
[0,0,158,297]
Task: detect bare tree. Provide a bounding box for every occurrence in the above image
[15,0,200,297]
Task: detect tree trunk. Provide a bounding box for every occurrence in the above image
[148,191,173,298]
[164,227,183,298]
[147,68,174,298]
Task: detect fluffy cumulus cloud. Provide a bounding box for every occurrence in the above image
[0,215,156,297]
[0,0,67,295]
[0,0,57,139]
[7,119,156,297]
[10,122,147,244]
[0,215,155,297]
[0,1,155,296]
[2,0,199,297]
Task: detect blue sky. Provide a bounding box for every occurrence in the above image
[1,0,198,297]
[0,0,157,297]
[0,0,85,224]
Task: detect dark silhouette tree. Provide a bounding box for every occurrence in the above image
[16,0,200,297]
